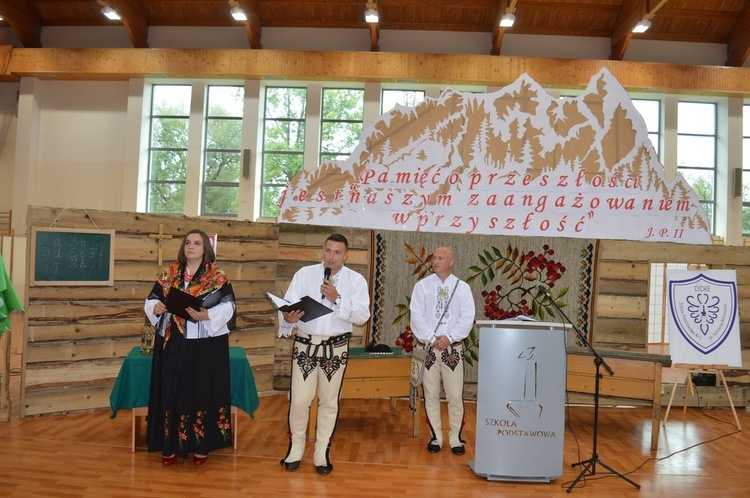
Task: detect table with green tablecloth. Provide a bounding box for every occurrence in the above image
[109,346,260,451]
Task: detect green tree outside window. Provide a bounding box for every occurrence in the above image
[148,85,191,213]
[261,87,307,218]
[203,85,244,216]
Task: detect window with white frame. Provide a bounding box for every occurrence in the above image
[677,101,717,232]
[147,85,191,213]
[381,89,425,114]
[260,87,307,218]
[743,104,750,236]
[202,85,244,216]
[320,88,364,164]
[632,99,661,157]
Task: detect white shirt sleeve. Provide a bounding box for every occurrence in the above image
[206,300,235,336]
[446,281,475,343]
[144,298,160,326]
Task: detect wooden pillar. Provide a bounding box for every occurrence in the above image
[0,330,10,421]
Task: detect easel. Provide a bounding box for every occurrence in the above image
[663,363,741,430]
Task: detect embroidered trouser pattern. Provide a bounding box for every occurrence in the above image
[422,342,465,449]
[284,334,350,466]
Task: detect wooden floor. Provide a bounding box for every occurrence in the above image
[3,315,750,497]
[1,388,750,497]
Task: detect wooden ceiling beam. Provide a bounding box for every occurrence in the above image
[611,0,670,61]
[0,0,42,48]
[611,0,641,61]
[366,0,379,51]
[234,0,262,49]
[491,0,516,56]
[369,23,379,52]
[5,48,750,97]
[104,0,149,48]
[726,1,750,67]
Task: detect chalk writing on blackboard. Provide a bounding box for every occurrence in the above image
[31,227,115,286]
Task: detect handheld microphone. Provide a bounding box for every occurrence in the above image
[322,267,331,300]
[537,283,550,295]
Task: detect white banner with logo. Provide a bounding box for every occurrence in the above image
[667,269,741,367]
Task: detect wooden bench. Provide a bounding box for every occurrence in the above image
[566,348,671,451]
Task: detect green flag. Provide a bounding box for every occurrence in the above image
[0,257,23,335]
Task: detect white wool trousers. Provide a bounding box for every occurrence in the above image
[420,341,466,449]
[283,333,350,467]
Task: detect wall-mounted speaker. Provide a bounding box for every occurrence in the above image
[242,149,252,179]
[732,167,743,198]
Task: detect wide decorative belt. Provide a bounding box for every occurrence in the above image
[415,338,462,348]
[294,332,351,347]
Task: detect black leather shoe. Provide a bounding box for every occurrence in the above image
[451,445,466,455]
[280,459,300,472]
[315,464,333,476]
[427,441,441,453]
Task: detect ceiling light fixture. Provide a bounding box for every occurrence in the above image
[365,8,379,23]
[632,19,651,33]
[499,13,515,28]
[101,6,121,21]
[230,6,248,22]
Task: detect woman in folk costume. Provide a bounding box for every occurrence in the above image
[144,229,236,466]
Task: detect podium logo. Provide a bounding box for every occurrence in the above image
[668,273,737,355]
[506,346,543,419]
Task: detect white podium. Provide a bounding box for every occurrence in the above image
[468,320,568,482]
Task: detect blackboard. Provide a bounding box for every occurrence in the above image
[30,227,115,286]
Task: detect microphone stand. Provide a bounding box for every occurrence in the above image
[538,286,640,492]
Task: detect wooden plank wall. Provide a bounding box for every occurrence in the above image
[595,240,750,349]
[273,225,372,390]
[22,206,278,417]
[18,206,748,416]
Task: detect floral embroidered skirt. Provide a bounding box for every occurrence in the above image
[147,332,232,458]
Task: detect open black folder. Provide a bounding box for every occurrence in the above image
[166,287,223,322]
[264,291,333,323]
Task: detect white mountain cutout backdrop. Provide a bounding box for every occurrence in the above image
[278,69,712,245]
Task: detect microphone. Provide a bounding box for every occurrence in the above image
[537,283,550,296]
[322,267,331,300]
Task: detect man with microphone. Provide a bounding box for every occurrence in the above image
[278,233,370,476]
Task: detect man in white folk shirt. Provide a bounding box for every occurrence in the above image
[278,233,370,476]
[410,246,475,455]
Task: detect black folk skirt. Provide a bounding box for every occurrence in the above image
[146,331,232,458]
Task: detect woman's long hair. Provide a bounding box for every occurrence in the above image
[176,229,216,267]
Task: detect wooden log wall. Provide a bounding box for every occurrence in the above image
[22,206,278,417]
[273,225,372,390]
[18,205,748,416]
[595,240,750,349]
